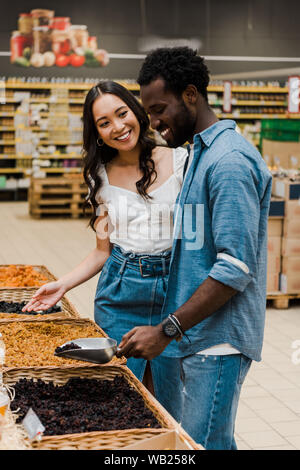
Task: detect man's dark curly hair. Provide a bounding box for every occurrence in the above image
[137,47,210,101]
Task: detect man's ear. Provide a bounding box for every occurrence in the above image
[182,84,198,105]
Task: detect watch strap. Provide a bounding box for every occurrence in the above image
[168,314,191,343]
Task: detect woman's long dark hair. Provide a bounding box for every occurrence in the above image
[82,80,156,231]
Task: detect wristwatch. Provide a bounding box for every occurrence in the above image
[161,314,191,343]
[161,315,182,340]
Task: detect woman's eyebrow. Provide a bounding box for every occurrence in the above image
[95,106,127,124]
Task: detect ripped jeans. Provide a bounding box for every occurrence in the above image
[179,353,252,450]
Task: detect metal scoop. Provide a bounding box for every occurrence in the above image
[54,337,119,364]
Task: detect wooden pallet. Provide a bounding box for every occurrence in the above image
[29,177,92,219]
[267,292,300,309]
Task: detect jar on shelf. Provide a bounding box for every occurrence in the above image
[33,26,52,54]
[88,36,97,51]
[70,25,89,49]
[51,29,71,56]
[31,9,54,27]
[10,31,27,63]
[50,17,70,31]
[18,13,33,35]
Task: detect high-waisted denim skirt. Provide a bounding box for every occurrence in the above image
[94,244,183,421]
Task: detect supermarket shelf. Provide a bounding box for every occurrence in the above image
[218,113,300,119]
[38,155,82,159]
[44,168,82,173]
[38,141,82,145]
[29,98,85,104]
[232,100,287,106]
[0,140,16,145]
[231,86,288,93]
[0,167,81,174]
[40,112,82,117]
[0,126,15,131]
[16,126,82,131]
[3,81,140,91]
[0,168,28,173]
[0,154,82,159]
[0,154,32,159]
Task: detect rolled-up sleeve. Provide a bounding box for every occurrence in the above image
[208,152,260,292]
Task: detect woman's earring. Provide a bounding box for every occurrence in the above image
[97,137,104,147]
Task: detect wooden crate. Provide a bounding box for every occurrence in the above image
[29,177,92,219]
[267,292,300,309]
[0,288,80,322]
[3,365,178,450]
[0,318,126,370]
[0,264,57,289]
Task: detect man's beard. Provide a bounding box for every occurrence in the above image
[169,101,195,148]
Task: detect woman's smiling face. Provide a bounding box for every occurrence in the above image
[93,93,141,151]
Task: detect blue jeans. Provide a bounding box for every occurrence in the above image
[180,353,252,450]
[94,244,183,422]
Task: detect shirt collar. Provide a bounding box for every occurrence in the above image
[193,119,236,148]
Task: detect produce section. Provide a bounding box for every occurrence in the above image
[10,9,109,69]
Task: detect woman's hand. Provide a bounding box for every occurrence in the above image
[22,281,67,312]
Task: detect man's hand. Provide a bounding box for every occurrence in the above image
[116,325,172,361]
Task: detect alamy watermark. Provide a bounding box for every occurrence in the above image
[95,196,205,251]
[291,340,300,365]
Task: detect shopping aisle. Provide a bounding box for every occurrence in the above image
[1,202,300,450]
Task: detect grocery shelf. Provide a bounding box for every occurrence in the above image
[232,100,287,106]
[0,168,27,173]
[44,168,82,173]
[38,155,82,159]
[231,86,288,93]
[0,78,295,194]
[38,141,82,146]
[3,81,140,91]
[217,113,300,119]
[0,154,32,159]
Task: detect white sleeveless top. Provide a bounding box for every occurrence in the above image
[95,146,188,254]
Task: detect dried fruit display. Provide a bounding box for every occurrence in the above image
[0,321,115,367]
[55,342,81,354]
[0,301,61,315]
[11,376,161,435]
[0,266,49,288]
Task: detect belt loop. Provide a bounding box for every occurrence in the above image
[119,258,127,275]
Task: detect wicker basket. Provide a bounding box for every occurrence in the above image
[3,365,175,450]
[0,264,57,290]
[0,288,80,322]
[0,318,126,370]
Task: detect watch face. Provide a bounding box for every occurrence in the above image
[163,318,178,337]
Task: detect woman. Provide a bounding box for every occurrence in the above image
[22,81,188,421]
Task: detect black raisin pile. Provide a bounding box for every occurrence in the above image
[0,301,61,315]
[55,343,82,354]
[11,376,161,435]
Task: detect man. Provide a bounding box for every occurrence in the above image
[117,47,272,450]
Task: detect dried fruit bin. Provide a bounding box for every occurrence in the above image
[0,318,126,370]
[0,288,80,322]
[3,365,176,450]
[0,264,57,289]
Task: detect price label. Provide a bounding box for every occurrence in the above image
[22,408,45,441]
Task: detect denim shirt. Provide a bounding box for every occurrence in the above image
[162,120,272,362]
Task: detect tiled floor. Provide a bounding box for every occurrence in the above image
[1,201,300,450]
